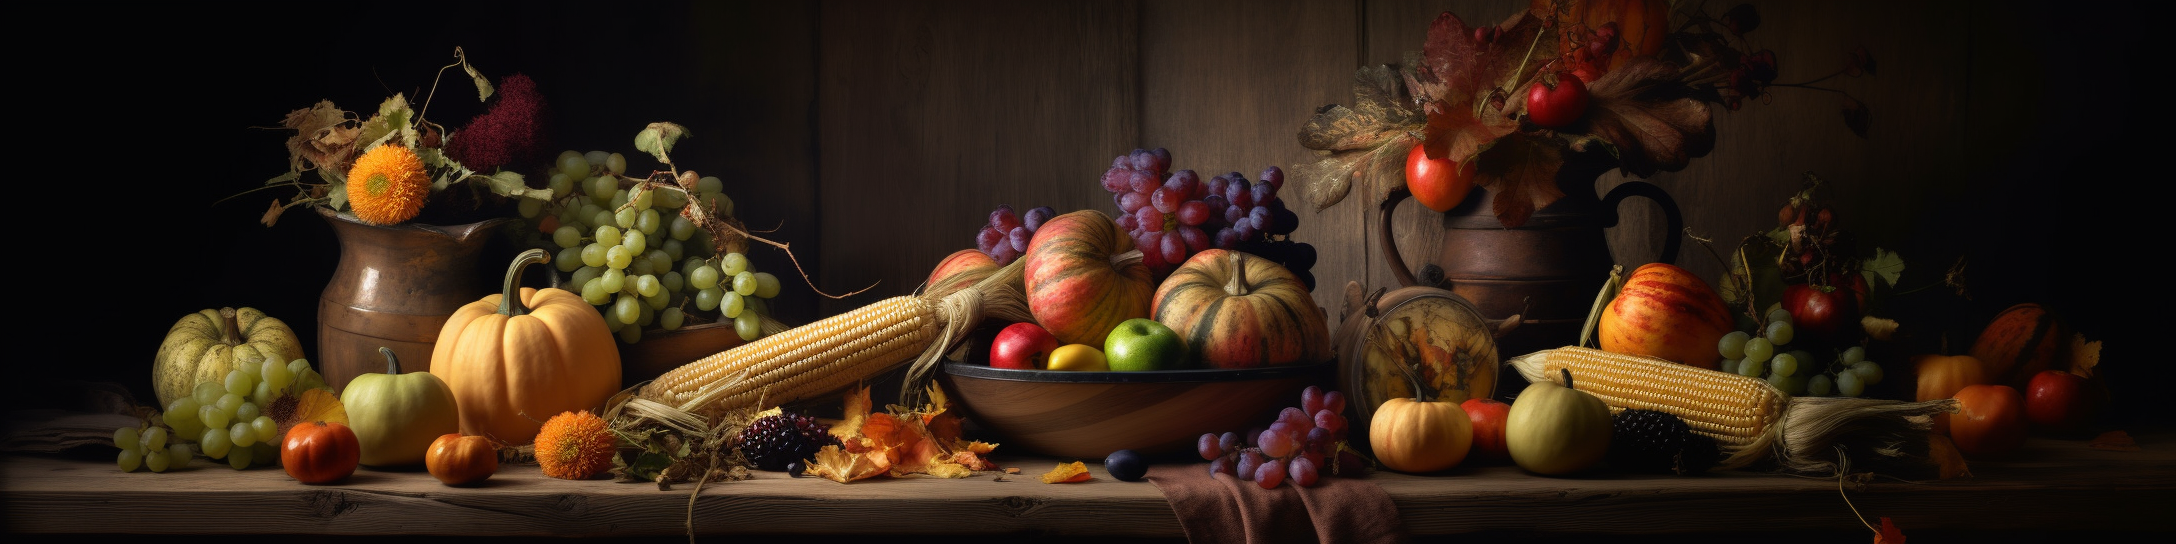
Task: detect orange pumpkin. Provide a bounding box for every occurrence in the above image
[1151,250,1330,369]
[1966,303,2068,389]
[924,248,1000,300]
[1023,210,1156,347]
[1913,353,1991,434]
[425,433,499,486]
[431,248,622,446]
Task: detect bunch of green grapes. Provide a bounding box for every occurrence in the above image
[112,422,187,473]
[521,149,782,344]
[126,356,329,472]
[1716,305,1885,397]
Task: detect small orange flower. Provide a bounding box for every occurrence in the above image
[345,144,430,225]
[534,410,615,480]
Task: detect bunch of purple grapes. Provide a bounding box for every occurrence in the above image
[1100,148,1309,283]
[975,204,1056,265]
[1196,385,1366,489]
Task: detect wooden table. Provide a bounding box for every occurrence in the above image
[5,430,2171,542]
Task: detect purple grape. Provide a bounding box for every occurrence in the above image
[1255,458,1287,489]
[1236,449,1263,481]
[1205,175,1230,199]
[1215,227,1241,250]
[990,241,1021,265]
[1159,234,1187,266]
[1223,205,1248,227]
[1209,453,1235,476]
[1151,187,1183,214]
[1114,213,1138,232]
[1166,169,1201,198]
[1008,226,1031,253]
[1335,449,1366,476]
[1135,207,1167,232]
[1024,206,1056,232]
[1198,433,1224,461]
[1177,200,1213,226]
[1129,170,1160,194]
[1260,166,1284,192]
[990,205,1021,232]
[975,226,1004,254]
[1305,426,1335,452]
[1322,390,1346,415]
[1112,153,1133,169]
[1301,386,1325,414]
[1280,407,1313,431]
[1101,167,1131,193]
[1133,230,1164,258]
[1288,455,1320,488]
[1228,183,1255,209]
[1148,148,1172,171]
[1118,191,1150,214]
[1287,242,1317,270]
[1219,432,1243,453]
[1129,149,1155,171]
[1313,410,1346,437]
[1251,183,1276,208]
[1248,206,1274,233]
[1270,206,1299,236]
[1178,226,1209,254]
[1233,223,1259,244]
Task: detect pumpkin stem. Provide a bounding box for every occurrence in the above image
[1389,339,1431,403]
[378,346,404,375]
[498,248,550,318]
[218,307,244,348]
[1223,251,1251,297]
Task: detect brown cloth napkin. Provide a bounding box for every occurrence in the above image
[1146,462,1406,544]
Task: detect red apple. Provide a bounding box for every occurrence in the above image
[990,322,1060,370]
[1525,74,1590,128]
[1460,398,1512,461]
[1950,384,2027,458]
[2024,369,2096,435]
[1782,282,1859,346]
[1403,141,1477,213]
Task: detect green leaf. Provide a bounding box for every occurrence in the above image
[634,122,690,163]
[327,184,349,210]
[485,171,545,199]
[1862,247,1904,288]
[264,170,300,186]
[454,46,495,102]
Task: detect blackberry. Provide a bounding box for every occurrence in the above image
[1608,409,1714,475]
[737,411,840,472]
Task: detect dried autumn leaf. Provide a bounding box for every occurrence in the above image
[1927,434,1971,479]
[269,387,347,440]
[807,444,889,483]
[1471,134,1566,228]
[280,100,362,176]
[1040,461,1091,484]
[1299,65,1424,154]
[1573,56,1716,178]
[2068,334,2100,379]
[1874,517,1907,544]
[1407,11,1548,168]
[2088,430,2138,452]
[923,460,977,479]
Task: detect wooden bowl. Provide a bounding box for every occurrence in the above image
[617,321,747,386]
[938,361,1334,460]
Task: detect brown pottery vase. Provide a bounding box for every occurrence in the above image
[315,206,513,392]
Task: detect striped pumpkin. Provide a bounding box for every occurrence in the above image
[924,248,999,300]
[1152,249,1331,369]
[1967,303,2068,388]
[1023,210,1155,347]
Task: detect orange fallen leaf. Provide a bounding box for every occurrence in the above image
[1928,435,1971,480]
[1004,467,1022,474]
[806,445,889,483]
[2089,430,2139,452]
[270,387,347,440]
[1041,461,1091,483]
[1874,517,1906,543]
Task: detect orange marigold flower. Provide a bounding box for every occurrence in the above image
[534,410,616,480]
[345,143,431,225]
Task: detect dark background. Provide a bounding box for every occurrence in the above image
[18,1,2154,428]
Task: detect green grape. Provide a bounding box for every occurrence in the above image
[644,249,673,275]
[732,271,758,296]
[118,447,144,472]
[722,291,745,319]
[1850,361,1885,386]
[227,442,254,469]
[587,176,616,204]
[252,380,275,406]
[629,255,656,277]
[1769,353,1799,378]
[235,402,261,424]
[114,427,140,451]
[695,286,724,311]
[661,238,685,262]
[215,394,245,417]
[169,420,206,447]
[569,266,604,292]
[636,209,661,235]
[139,425,167,450]
[712,192,736,218]
[600,268,628,294]
[591,210,617,231]
[614,208,638,229]
[614,294,642,325]
[517,197,546,219]
[622,229,648,254]
[747,296,769,315]
[553,225,584,249]
[689,265,721,290]
[601,308,626,332]
[163,444,190,471]
[549,172,576,196]
[197,409,232,437]
[631,185,655,211]
[658,186,687,209]
[1840,346,1867,366]
[1717,330,1750,359]
[1718,358,1741,376]
[252,416,278,444]
[753,272,781,299]
[669,214,695,241]
[238,355,263,380]
[660,307,685,330]
[605,152,627,175]
[261,359,294,392]
[636,302,655,327]
[1807,373,1836,397]
[611,189,630,210]
[166,398,201,425]
[594,226,622,248]
[229,422,257,448]
[1763,320,1795,346]
[617,322,642,344]
[193,381,226,406]
[581,243,609,268]
[556,247,586,273]
[662,271,685,294]
[579,203,606,225]
[721,253,750,276]
[697,175,724,194]
[580,278,611,306]
[735,312,762,341]
[1739,357,1767,378]
[1742,337,1775,364]
[199,427,232,459]
[225,369,253,397]
[1836,370,1866,397]
[642,287,670,311]
[606,245,634,270]
[559,151,592,179]
[585,150,611,169]
[1768,373,1805,396]
[633,274,661,297]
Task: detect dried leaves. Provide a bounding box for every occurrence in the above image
[267,387,346,441]
[1039,461,1091,484]
[804,384,1001,483]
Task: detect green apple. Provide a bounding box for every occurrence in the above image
[1104,318,1185,371]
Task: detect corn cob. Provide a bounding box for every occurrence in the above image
[1510,346,1786,469]
[638,295,941,415]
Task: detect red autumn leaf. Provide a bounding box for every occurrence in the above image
[1407,10,1549,168]
[1874,517,1906,543]
[1471,133,1566,228]
[1574,56,1716,178]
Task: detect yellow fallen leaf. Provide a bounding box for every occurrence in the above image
[1041,461,1091,484]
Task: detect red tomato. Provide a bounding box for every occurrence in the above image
[1525,75,1591,128]
[1460,398,1513,461]
[1404,142,1477,213]
[1950,384,2027,457]
[425,433,500,486]
[282,421,362,485]
[1782,282,1859,345]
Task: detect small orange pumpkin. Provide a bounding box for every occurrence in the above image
[425,433,499,486]
[1914,353,1991,434]
[431,248,621,446]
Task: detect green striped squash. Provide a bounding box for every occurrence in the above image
[1152,249,1330,369]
